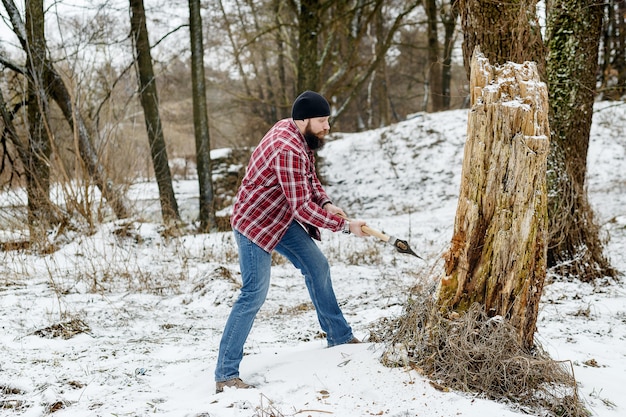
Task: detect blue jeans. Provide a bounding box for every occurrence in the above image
[214,221,354,382]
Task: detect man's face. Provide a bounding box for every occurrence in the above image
[303,117,330,150]
[307,117,330,137]
[304,117,330,151]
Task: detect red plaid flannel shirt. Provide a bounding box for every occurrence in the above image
[230,119,345,252]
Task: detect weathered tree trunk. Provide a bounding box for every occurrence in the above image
[438,49,550,349]
[545,0,617,280]
[189,0,217,232]
[129,0,180,224]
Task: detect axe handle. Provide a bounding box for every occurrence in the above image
[336,214,390,242]
[361,225,390,242]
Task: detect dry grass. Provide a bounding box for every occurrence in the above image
[32,316,91,340]
[372,289,590,417]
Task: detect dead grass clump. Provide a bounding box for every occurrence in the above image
[276,302,315,316]
[345,242,382,265]
[32,317,90,340]
[377,294,589,417]
[0,399,27,412]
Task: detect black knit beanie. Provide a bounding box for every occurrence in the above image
[291,91,331,120]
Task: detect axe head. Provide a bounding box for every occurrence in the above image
[388,237,423,259]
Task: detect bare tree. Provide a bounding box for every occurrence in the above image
[425,0,444,111]
[129,0,180,224]
[212,0,421,132]
[423,0,461,112]
[545,0,617,280]
[441,0,460,110]
[24,0,54,229]
[598,0,626,99]
[296,0,323,93]
[457,0,614,280]
[1,0,130,224]
[0,86,29,179]
[189,0,217,232]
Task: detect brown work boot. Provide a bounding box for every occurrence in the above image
[215,378,255,394]
[336,337,361,345]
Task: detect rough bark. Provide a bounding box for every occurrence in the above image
[438,49,550,349]
[545,0,616,280]
[129,0,180,224]
[458,0,545,80]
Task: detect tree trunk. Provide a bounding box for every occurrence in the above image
[599,1,626,99]
[129,0,180,224]
[374,5,392,126]
[297,0,322,92]
[438,49,550,349]
[545,0,617,280]
[618,1,626,95]
[25,0,54,230]
[458,0,545,80]
[441,1,459,110]
[425,0,444,112]
[189,0,217,232]
[273,0,288,112]
[598,1,614,99]
[0,85,30,174]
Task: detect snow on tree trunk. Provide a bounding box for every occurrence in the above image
[437,48,549,349]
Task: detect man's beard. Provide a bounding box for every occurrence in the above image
[304,125,327,150]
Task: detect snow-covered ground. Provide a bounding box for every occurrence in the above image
[1,102,625,417]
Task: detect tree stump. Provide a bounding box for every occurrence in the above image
[437,48,550,349]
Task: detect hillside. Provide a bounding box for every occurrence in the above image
[0,104,625,417]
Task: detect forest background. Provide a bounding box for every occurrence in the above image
[1,0,625,229]
[0,0,468,187]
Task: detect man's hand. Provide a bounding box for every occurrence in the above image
[323,202,347,218]
[348,219,368,237]
[324,203,368,238]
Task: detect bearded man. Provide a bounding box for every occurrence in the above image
[214,91,367,393]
